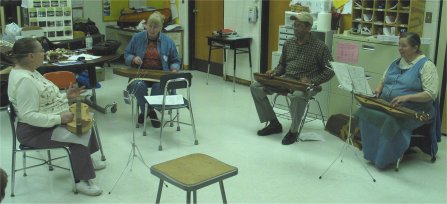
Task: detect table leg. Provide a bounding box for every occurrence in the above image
[156,179,163,204]
[248,45,253,83]
[219,181,227,204]
[83,65,116,114]
[206,45,212,85]
[233,49,236,92]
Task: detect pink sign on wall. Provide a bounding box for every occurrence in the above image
[335,42,359,64]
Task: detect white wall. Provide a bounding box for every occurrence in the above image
[422,0,442,60]
[223,0,262,81]
[82,0,115,35]
[82,0,443,81]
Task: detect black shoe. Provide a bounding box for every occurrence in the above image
[281,131,298,145]
[257,121,282,136]
[138,113,145,124]
[148,110,161,128]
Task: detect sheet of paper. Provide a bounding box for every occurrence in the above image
[348,65,373,96]
[299,132,326,142]
[331,62,373,96]
[67,54,101,61]
[335,42,358,64]
[145,95,184,105]
[331,62,353,92]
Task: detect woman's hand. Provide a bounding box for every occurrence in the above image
[132,56,143,65]
[391,95,410,107]
[373,83,384,98]
[60,112,74,124]
[67,83,85,100]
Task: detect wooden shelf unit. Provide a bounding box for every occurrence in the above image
[351,0,425,36]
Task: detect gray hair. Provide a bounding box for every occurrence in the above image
[147,11,165,27]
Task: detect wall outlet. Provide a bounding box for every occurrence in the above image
[425,12,432,23]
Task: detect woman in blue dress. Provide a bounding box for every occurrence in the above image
[356,32,440,169]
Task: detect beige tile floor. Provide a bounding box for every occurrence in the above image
[0,65,446,203]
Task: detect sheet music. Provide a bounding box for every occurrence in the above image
[331,62,373,96]
[145,95,184,105]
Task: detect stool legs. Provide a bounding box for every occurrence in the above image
[219,181,227,204]
[156,179,163,204]
[193,191,197,204]
[186,191,191,204]
[155,179,228,203]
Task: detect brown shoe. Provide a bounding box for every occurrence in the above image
[257,121,282,136]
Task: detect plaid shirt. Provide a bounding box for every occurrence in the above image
[274,34,334,85]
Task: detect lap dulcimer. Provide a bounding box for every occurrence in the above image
[354,94,430,122]
[253,73,321,93]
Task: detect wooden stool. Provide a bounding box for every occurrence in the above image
[150,153,238,204]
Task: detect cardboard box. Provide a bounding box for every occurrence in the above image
[95,67,105,81]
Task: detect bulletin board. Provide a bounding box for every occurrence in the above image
[102,0,170,22]
[27,0,73,40]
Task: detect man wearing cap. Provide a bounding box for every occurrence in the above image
[250,12,334,145]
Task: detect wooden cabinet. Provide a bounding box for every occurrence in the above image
[105,25,183,60]
[327,34,401,116]
[351,0,425,36]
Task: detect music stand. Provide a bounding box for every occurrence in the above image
[319,62,376,182]
[109,64,150,194]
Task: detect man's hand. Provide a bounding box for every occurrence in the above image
[132,56,143,65]
[60,112,74,124]
[265,70,275,78]
[67,83,85,100]
[299,77,311,84]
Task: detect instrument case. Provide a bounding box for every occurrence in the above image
[92,40,121,56]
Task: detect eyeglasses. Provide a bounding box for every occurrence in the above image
[146,24,161,30]
[32,49,45,53]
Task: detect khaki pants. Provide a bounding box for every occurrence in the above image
[250,82,316,133]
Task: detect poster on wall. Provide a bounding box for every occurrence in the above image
[103,0,128,22]
[103,0,111,16]
[26,0,73,41]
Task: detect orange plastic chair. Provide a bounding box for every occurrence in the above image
[43,71,76,89]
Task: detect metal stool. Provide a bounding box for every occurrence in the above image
[151,153,238,203]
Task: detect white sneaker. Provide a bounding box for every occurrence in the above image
[76,180,103,196]
[92,158,106,170]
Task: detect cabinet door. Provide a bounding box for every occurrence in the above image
[164,31,183,59]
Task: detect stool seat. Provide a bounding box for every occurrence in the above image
[151,153,238,203]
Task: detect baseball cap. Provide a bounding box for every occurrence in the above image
[290,12,313,27]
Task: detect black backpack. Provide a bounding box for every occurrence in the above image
[73,18,100,35]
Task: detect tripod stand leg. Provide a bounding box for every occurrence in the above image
[108,143,134,194]
[319,140,349,179]
[347,145,376,182]
[109,94,151,194]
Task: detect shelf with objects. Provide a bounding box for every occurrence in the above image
[351,0,425,36]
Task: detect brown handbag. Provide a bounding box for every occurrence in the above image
[325,114,362,149]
